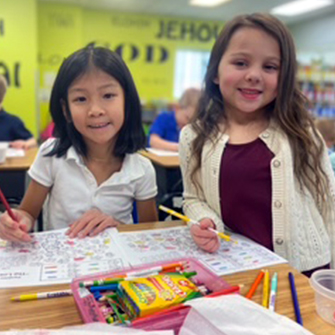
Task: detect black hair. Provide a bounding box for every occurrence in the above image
[47,45,145,158]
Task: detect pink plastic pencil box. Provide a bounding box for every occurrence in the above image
[71,257,231,333]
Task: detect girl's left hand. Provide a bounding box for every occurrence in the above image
[66,209,119,238]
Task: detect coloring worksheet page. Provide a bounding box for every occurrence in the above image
[0,228,131,288]
[117,226,287,276]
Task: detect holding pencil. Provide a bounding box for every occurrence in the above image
[0,187,16,221]
[159,205,237,243]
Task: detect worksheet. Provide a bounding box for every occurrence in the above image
[117,226,287,276]
[145,148,179,156]
[0,228,131,288]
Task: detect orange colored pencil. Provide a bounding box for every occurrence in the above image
[246,270,265,299]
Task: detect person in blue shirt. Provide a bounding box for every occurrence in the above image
[0,75,37,150]
[149,88,201,152]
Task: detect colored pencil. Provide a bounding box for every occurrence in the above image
[269,272,278,311]
[11,289,72,302]
[80,261,186,287]
[246,269,265,299]
[289,272,303,325]
[206,285,242,297]
[159,205,237,243]
[0,187,16,221]
[262,270,270,308]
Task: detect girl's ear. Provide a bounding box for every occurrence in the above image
[61,99,71,123]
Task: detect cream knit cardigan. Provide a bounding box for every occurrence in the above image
[179,121,335,272]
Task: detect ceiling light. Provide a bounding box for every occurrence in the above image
[190,0,231,8]
[271,0,334,17]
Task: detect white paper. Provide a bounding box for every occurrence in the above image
[145,148,179,157]
[0,325,174,335]
[0,228,131,288]
[117,226,287,276]
[6,148,25,157]
[181,295,314,335]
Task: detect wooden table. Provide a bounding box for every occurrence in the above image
[0,221,332,333]
[0,147,38,171]
[0,147,38,200]
[140,150,180,168]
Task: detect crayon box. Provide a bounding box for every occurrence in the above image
[71,257,231,334]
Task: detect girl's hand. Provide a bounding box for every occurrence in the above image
[66,209,119,238]
[0,209,33,242]
[10,140,30,150]
[190,218,220,253]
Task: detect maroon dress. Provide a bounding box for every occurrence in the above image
[219,138,329,277]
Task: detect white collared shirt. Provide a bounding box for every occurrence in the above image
[29,139,157,230]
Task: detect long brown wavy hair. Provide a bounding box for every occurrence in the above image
[191,13,328,202]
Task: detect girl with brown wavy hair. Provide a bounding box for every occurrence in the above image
[179,13,335,274]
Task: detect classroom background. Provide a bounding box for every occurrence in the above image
[2,0,335,140]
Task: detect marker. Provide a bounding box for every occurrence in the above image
[269,272,278,311]
[159,205,237,243]
[11,289,72,302]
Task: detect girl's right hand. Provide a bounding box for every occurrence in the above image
[0,209,33,242]
[190,218,220,253]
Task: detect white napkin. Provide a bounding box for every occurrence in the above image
[180,295,314,335]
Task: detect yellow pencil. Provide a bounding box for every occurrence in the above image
[159,205,237,243]
[262,269,270,308]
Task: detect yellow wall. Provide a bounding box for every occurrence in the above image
[38,3,84,129]
[38,2,223,130]
[0,0,38,135]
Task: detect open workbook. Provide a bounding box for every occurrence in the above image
[0,226,286,288]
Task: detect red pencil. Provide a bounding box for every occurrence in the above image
[206,285,242,298]
[0,188,16,221]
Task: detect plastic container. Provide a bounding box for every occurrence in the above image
[71,257,232,333]
[310,269,335,325]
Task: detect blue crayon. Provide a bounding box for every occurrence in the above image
[90,284,119,292]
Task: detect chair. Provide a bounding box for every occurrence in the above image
[158,179,183,221]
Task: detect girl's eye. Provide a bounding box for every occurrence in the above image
[74,96,86,103]
[104,93,115,99]
[264,64,279,71]
[234,60,247,67]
